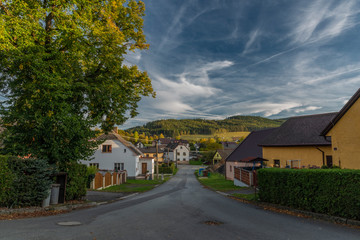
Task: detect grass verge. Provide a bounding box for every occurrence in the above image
[189,160,203,165]
[231,193,258,201]
[196,172,244,192]
[101,177,170,193]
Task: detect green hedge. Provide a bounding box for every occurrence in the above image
[257,168,360,220]
[64,163,87,201]
[0,156,14,206]
[0,156,54,207]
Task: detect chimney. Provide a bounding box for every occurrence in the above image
[113,126,118,134]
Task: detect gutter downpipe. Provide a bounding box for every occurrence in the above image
[316,147,325,166]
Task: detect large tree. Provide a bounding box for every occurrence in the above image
[0,0,154,167]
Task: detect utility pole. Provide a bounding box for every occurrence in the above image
[156,140,159,180]
[175,149,178,169]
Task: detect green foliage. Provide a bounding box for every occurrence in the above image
[86,165,98,188]
[159,163,176,174]
[257,168,360,220]
[2,156,54,207]
[126,116,285,136]
[65,163,87,201]
[0,0,154,167]
[0,155,14,206]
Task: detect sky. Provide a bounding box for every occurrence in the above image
[120,0,360,129]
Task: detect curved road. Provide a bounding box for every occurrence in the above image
[1,165,359,240]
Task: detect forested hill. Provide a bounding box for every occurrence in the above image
[125,116,285,137]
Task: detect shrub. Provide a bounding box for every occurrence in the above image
[64,163,88,201]
[4,156,54,207]
[86,165,98,188]
[257,168,360,220]
[0,156,14,206]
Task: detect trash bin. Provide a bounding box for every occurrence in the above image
[50,184,60,205]
[42,189,51,208]
[199,168,204,176]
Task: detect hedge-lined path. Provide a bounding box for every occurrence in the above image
[0,165,359,240]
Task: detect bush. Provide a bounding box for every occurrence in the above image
[64,163,87,201]
[86,165,98,188]
[258,168,360,220]
[2,156,54,207]
[0,156,14,206]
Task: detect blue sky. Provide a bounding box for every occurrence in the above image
[122,0,360,129]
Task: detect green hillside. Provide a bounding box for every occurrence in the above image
[126,115,285,137]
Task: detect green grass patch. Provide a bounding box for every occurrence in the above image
[197,172,244,192]
[231,193,259,201]
[102,177,169,193]
[189,160,203,165]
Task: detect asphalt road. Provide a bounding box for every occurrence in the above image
[1,165,360,240]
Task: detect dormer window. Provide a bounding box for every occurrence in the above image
[102,145,112,153]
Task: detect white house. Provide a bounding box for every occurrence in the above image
[164,142,190,162]
[81,130,154,179]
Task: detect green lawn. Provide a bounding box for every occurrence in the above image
[101,177,169,193]
[189,160,203,165]
[197,172,244,192]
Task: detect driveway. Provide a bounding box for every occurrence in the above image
[0,165,359,240]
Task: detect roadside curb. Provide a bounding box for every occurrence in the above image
[225,193,360,228]
[196,175,360,228]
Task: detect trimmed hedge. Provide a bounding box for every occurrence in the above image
[257,168,360,220]
[64,163,87,201]
[0,156,54,207]
[0,156,14,206]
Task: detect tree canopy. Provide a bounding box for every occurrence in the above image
[0,0,154,167]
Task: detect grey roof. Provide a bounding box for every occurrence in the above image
[96,131,143,155]
[322,88,360,136]
[259,113,337,147]
[215,149,233,160]
[139,147,164,153]
[221,142,238,150]
[226,128,277,162]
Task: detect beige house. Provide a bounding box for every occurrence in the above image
[321,89,360,169]
[259,113,337,168]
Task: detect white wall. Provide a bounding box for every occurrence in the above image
[80,139,140,177]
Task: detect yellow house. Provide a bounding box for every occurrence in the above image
[321,89,360,169]
[212,149,233,165]
[259,113,337,168]
[139,147,164,163]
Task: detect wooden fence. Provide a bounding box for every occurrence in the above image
[91,170,127,190]
[234,167,256,187]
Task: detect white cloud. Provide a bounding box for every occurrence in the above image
[294,106,322,113]
[242,29,260,55]
[289,0,358,45]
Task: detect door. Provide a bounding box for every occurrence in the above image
[326,155,333,167]
[142,162,147,175]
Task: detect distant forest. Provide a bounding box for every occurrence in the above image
[125,116,285,137]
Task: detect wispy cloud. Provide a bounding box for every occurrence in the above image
[289,0,359,45]
[294,106,322,113]
[242,29,261,55]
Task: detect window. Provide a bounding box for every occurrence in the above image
[146,154,149,157]
[230,165,232,172]
[90,163,99,169]
[274,159,280,168]
[183,152,186,156]
[177,152,180,156]
[102,145,112,153]
[124,149,126,153]
[114,163,124,171]
[180,146,183,149]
